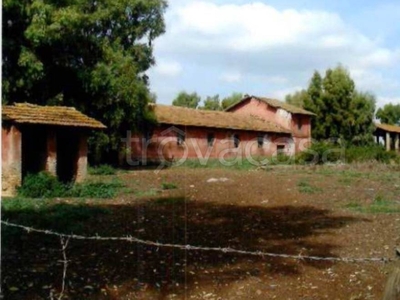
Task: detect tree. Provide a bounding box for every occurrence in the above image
[172,91,201,109]
[376,103,400,125]
[200,94,221,111]
[221,92,243,110]
[287,66,376,144]
[3,0,167,163]
[285,90,308,108]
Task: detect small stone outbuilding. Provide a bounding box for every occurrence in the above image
[2,103,106,196]
[374,123,400,152]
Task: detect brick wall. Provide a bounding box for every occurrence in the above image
[2,124,22,196]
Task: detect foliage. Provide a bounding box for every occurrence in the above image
[161,182,178,190]
[285,90,308,108]
[18,172,67,198]
[3,0,167,162]
[88,164,116,176]
[296,141,344,164]
[297,180,321,194]
[376,103,400,125]
[172,91,201,109]
[17,172,123,198]
[200,94,222,111]
[346,195,400,214]
[287,66,376,144]
[345,146,398,164]
[2,198,110,234]
[221,92,243,110]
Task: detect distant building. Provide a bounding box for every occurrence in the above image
[225,95,315,154]
[2,103,106,196]
[374,123,400,152]
[130,101,304,165]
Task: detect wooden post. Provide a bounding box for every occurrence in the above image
[386,132,391,151]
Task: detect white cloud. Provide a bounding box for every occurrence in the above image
[219,71,242,83]
[153,60,182,77]
[151,1,400,104]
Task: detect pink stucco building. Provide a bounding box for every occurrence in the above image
[2,103,106,196]
[225,96,315,153]
[129,100,313,165]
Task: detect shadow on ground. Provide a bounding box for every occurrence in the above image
[2,197,365,299]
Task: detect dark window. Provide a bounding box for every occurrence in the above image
[177,132,185,145]
[207,133,215,147]
[257,135,264,148]
[277,145,285,154]
[297,118,303,130]
[233,134,240,148]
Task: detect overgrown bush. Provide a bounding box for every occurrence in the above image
[297,141,344,164]
[17,172,123,199]
[345,146,398,164]
[18,172,68,198]
[88,164,116,175]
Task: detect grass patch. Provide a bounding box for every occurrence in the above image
[161,182,178,190]
[297,180,321,194]
[88,164,116,175]
[2,198,110,235]
[17,172,124,199]
[345,195,400,214]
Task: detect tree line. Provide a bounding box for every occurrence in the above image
[285,65,400,145]
[171,92,243,111]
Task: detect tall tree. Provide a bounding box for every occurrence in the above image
[285,90,308,108]
[200,94,221,111]
[221,92,243,110]
[376,103,400,125]
[3,0,167,162]
[287,66,376,144]
[172,91,201,109]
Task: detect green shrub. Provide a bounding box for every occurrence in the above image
[161,182,178,190]
[345,145,398,163]
[69,181,123,198]
[18,172,67,198]
[88,164,116,175]
[17,172,123,199]
[297,142,344,164]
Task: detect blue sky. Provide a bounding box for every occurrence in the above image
[147,0,400,108]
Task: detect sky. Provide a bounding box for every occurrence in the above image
[147,0,400,108]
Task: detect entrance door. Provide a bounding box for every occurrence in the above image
[56,129,79,182]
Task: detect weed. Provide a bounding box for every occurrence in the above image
[297,180,321,194]
[17,172,123,199]
[345,195,400,214]
[161,182,178,190]
[88,164,116,175]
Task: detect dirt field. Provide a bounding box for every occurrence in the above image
[2,164,400,299]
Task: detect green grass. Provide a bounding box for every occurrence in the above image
[297,180,322,194]
[17,172,124,199]
[88,164,116,175]
[2,198,110,235]
[345,195,400,214]
[161,182,178,190]
[176,156,295,170]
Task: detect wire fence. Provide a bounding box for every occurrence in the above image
[1,220,396,299]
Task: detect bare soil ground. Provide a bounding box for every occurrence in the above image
[2,164,400,299]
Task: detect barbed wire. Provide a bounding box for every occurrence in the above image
[2,220,394,264]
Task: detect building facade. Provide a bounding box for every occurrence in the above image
[129,103,294,165]
[225,96,314,153]
[2,103,106,196]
